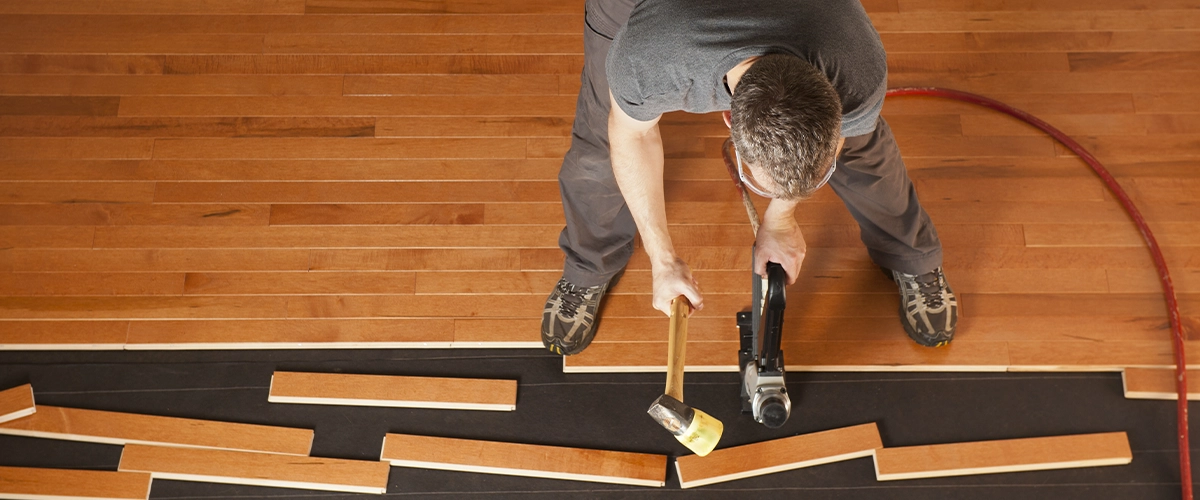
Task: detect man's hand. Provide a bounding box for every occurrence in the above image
[753,199,806,284]
[651,256,703,316]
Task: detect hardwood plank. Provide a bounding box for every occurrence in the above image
[124,159,562,181]
[960,113,1150,137]
[0,296,290,319]
[0,182,155,204]
[0,321,128,350]
[0,384,35,425]
[0,0,305,14]
[867,11,1200,32]
[0,138,153,160]
[1024,223,1200,247]
[675,423,882,488]
[11,249,310,272]
[127,318,452,349]
[1108,268,1200,294]
[1122,368,1200,400]
[564,341,1011,373]
[0,465,150,500]
[264,34,581,54]
[0,34,265,54]
[1125,178,1200,203]
[0,14,584,36]
[269,371,516,410]
[881,31,1200,53]
[151,137,531,160]
[886,52,1068,73]
[154,181,557,203]
[0,96,120,116]
[966,293,1173,318]
[885,93,1136,116]
[896,0,1200,11]
[0,405,313,454]
[1070,51,1200,72]
[453,318,540,347]
[888,71,1200,94]
[0,116,375,138]
[1007,341,1200,371]
[0,75,344,96]
[118,444,389,494]
[93,225,562,249]
[286,294,545,319]
[913,178,1104,202]
[375,116,572,138]
[380,433,667,487]
[0,55,164,75]
[343,74,574,96]
[0,227,95,249]
[161,54,582,74]
[0,204,270,226]
[310,248,521,271]
[0,273,186,296]
[874,432,1132,481]
[305,0,582,14]
[1056,134,1200,158]
[1136,94,1200,114]
[183,270,415,295]
[270,204,485,225]
[1147,114,1200,134]
[119,95,577,117]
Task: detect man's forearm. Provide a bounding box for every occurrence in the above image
[608,122,673,263]
[762,198,801,227]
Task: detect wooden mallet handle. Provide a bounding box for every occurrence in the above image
[664,296,691,402]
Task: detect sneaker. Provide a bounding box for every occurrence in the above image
[541,275,614,356]
[886,267,958,347]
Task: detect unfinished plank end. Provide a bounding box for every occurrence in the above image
[874,432,1132,481]
[381,433,667,487]
[0,465,151,500]
[675,422,882,488]
[268,371,517,411]
[1122,367,1200,400]
[118,444,391,495]
[0,383,35,425]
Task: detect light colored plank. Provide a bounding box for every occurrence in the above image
[11,249,310,273]
[0,14,584,36]
[0,384,34,424]
[151,138,531,160]
[263,34,581,54]
[1122,368,1200,400]
[0,273,186,296]
[1007,341,1200,371]
[119,95,577,117]
[0,466,150,500]
[0,75,344,96]
[0,227,95,249]
[675,423,882,488]
[564,341,1011,373]
[343,74,574,96]
[888,71,1200,94]
[874,432,1132,481]
[0,321,128,350]
[881,31,1200,53]
[126,319,452,349]
[269,203,484,225]
[269,371,515,411]
[0,182,155,203]
[118,444,389,495]
[380,433,667,487]
[0,34,265,54]
[1108,268,1200,293]
[0,116,374,138]
[154,181,557,203]
[304,0,581,14]
[92,226,562,249]
[161,54,583,75]
[0,138,153,160]
[0,405,313,454]
[182,271,416,295]
[310,248,520,271]
[1024,223,1200,247]
[0,0,304,14]
[0,204,270,227]
[1070,51,1200,72]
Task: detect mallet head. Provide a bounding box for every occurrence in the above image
[648,394,723,457]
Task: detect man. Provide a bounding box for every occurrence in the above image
[542,0,959,356]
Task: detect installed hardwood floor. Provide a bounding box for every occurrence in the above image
[0,0,1195,373]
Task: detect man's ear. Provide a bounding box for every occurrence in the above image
[722,110,732,129]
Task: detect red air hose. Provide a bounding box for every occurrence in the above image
[884,87,1191,499]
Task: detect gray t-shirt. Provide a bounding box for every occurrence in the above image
[606,0,887,137]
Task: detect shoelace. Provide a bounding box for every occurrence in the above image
[556,280,587,318]
[913,271,945,309]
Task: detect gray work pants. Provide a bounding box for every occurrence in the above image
[558,0,942,287]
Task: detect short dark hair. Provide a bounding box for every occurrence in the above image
[730,53,842,200]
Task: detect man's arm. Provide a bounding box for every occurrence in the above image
[607,91,703,315]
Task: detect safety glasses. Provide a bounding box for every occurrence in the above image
[734,146,837,198]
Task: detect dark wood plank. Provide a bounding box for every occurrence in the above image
[0,96,120,116]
